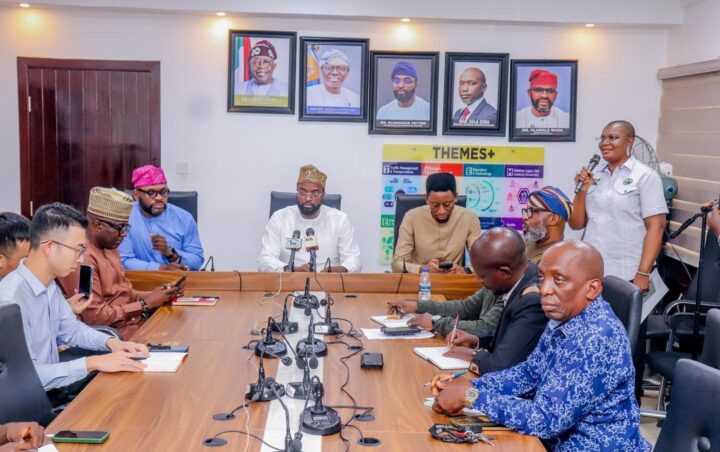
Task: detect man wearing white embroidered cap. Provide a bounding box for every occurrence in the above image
[306,48,361,111]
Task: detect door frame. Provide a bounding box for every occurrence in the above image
[17,57,161,217]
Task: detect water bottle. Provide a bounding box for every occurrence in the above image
[418,267,431,301]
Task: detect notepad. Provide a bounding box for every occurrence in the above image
[413,346,470,370]
[173,296,218,306]
[39,445,60,452]
[140,352,188,372]
[371,314,412,328]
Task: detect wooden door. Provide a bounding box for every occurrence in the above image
[17,58,161,217]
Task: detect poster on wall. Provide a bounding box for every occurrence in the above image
[379,144,544,264]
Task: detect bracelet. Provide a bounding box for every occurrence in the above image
[636,271,651,277]
[139,298,149,313]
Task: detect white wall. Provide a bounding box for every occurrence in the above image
[666,0,720,66]
[0,6,667,271]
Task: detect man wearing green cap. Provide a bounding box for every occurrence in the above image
[59,187,184,339]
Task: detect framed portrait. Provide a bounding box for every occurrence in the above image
[227,30,296,114]
[443,52,509,136]
[369,51,439,135]
[509,60,578,142]
[299,37,369,122]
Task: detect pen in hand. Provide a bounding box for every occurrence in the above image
[423,369,468,387]
[446,314,460,350]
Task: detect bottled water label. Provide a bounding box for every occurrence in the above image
[418,283,432,301]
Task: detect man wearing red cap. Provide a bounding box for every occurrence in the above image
[238,39,288,100]
[118,165,204,271]
[515,69,569,129]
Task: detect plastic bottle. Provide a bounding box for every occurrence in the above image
[418,267,432,301]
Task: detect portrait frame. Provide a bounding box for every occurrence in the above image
[227,29,297,114]
[509,59,578,142]
[299,37,369,122]
[442,52,509,137]
[369,51,439,135]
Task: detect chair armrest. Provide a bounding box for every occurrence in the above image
[639,408,666,420]
[91,325,123,341]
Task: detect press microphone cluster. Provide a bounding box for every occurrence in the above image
[574,154,601,194]
[286,230,302,272]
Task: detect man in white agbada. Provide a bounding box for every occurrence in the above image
[306,48,360,109]
[258,165,361,273]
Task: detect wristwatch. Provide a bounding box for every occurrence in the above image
[431,315,442,329]
[464,388,480,408]
[139,298,150,318]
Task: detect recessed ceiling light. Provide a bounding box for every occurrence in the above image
[585,23,595,27]
[216,11,226,17]
[401,18,411,23]
[19,3,30,7]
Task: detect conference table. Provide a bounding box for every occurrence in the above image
[48,272,545,451]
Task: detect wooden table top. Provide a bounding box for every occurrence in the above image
[48,290,544,451]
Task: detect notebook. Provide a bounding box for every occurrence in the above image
[371,314,412,328]
[413,346,470,370]
[173,296,218,306]
[140,352,188,372]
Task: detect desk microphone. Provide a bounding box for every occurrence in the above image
[318,295,341,336]
[301,377,341,436]
[200,256,215,272]
[286,230,302,272]
[272,294,299,334]
[255,317,288,357]
[267,317,304,368]
[305,228,318,273]
[287,327,319,400]
[267,379,303,452]
[245,348,286,402]
[297,313,327,358]
[574,154,601,194]
[293,276,319,310]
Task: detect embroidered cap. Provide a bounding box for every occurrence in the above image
[87,187,134,223]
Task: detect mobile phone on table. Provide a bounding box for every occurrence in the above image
[52,430,110,444]
[78,265,93,299]
[171,272,189,288]
[381,326,421,336]
[439,261,453,270]
[360,352,384,369]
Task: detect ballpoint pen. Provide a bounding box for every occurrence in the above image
[423,369,468,387]
[447,314,460,350]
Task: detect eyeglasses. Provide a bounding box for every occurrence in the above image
[41,240,86,259]
[322,65,349,74]
[392,76,416,85]
[596,135,631,143]
[522,207,550,219]
[297,189,324,199]
[98,218,131,234]
[137,188,170,198]
[250,58,274,68]
[530,87,557,95]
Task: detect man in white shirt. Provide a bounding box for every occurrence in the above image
[515,69,569,129]
[376,61,430,121]
[258,165,361,273]
[306,48,360,112]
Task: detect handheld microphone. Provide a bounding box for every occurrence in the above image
[286,230,302,272]
[300,377,342,436]
[272,294,300,334]
[297,313,328,358]
[293,276,319,310]
[245,348,286,402]
[255,317,288,357]
[305,228,318,273]
[265,379,303,452]
[574,154,601,194]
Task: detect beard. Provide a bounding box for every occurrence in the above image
[139,199,166,217]
[298,201,321,217]
[394,87,415,103]
[531,97,554,113]
[525,223,548,242]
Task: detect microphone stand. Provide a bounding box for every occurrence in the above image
[272,294,299,334]
[267,317,303,367]
[255,317,288,357]
[245,348,286,401]
[287,344,315,400]
[268,379,303,452]
[293,277,319,310]
[297,313,327,357]
[319,294,341,336]
[667,203,713,359]
[300,377,341,436]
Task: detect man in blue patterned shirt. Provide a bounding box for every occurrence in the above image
[432,240,650,451]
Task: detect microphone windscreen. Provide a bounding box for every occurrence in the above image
[309,356,318,369]
[304,307,311,316]
[281,356,292,366]
[297,357,306,369]
[320,298,327,306]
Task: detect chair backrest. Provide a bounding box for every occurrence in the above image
[699,308,720,370]
[168,191,198,224]
[602,275,643,354]
[686,229,720,304]
[392,194,468,250]
[654,359,720,452]
[268,191,342,218]
[0,304,53,425]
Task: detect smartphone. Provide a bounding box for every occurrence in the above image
[450,416,508,430]
[439,261,453,270]
[52,430,109,444]
[171,272,189,288]
[78,264,93,299]
[360,352,384,369]
[381,326,421,336]
[148,344,189,353]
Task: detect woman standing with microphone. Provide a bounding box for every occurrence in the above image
[569,120,667,291]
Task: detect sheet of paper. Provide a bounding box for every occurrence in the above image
[39,444,60,452]
[361,328,435,340]
[140,352,187,372]
[371,314,411,328]
[414,346,470,370]
[642,269,669,322]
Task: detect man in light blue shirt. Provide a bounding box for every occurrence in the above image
[0,203,149,391]
[119,164,204,270]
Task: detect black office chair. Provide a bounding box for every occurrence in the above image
[0,305,54,426]
[603,275,643,354]
[392,194,467,250]
[268,191,342,218]
[168,191,198,224]
[654,359,720,452]
[647,308,720,412]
